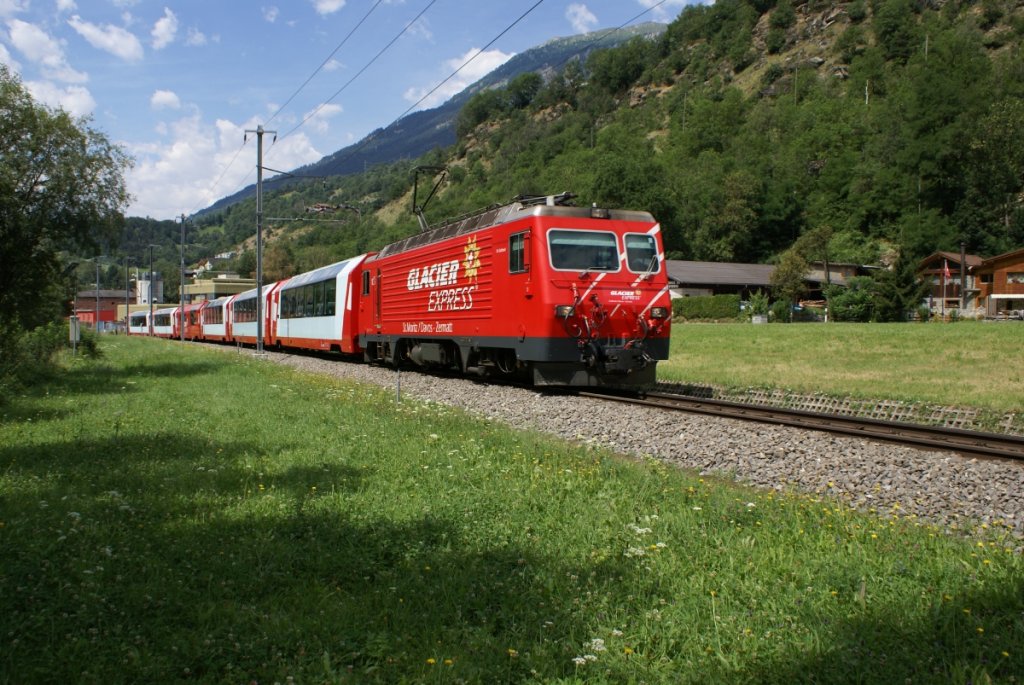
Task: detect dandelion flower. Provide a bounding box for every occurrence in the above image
[426,658,436,665]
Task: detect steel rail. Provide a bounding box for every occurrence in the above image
[578,391,1024,462]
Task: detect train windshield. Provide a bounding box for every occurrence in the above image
[625,233,659,273]
[548,230,619,272]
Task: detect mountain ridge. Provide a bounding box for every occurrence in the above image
[198,22,667,216]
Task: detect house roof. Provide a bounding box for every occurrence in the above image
[918,251,984,270]
[979,247,1024,268]
[665,260,847,288]
[665,260,774,287]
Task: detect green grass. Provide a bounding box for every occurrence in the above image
[1,337,1022,684]
[662,321,1024,414]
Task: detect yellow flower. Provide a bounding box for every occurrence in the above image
[426,658,436,665]
[1002,651,1010,658]
[624,647,634,655]
[507,648,518,658]
[444,659,453,666]
[977,627,984,634]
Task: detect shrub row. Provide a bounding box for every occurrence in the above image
[671,293,741,320]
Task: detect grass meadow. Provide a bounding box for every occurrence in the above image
[662,321,1024,414]
[1,337,1022,684]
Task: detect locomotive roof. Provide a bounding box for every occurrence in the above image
[373,197,656,260]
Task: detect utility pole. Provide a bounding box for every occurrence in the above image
[960,241,967,312]
[178,213,188,342]
[84,256,106,332]
[123,255,134,333]
[244,124,276,356]
[148,244,159,336]
[94,259,100,332]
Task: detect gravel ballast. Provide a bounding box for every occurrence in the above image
[258,349,1024,543]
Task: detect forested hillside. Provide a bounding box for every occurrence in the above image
[188,0,1024,281]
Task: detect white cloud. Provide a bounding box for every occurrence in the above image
[150,89,180,109]
[0,41,20,71]
[405,16,432,41]
[312,0,344,16]
[56,0,77,13]
[185,27,206,46]
[303,103,343,134]
[151,7,177,49]
[126,112,322,219]
[67,15,144,61]
[262,6,278,23]
[0,0,28,18]
[24,79,95,117]
[324,58,342,72]
[7,18,87,82]
[403,47,514,110]
[566,3,598,34]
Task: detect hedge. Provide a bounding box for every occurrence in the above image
[671,294,741,320]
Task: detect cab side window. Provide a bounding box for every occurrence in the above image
[509,232,529,273]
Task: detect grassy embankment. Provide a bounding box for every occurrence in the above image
[1,336,1021,684]
[662,321,1023,414]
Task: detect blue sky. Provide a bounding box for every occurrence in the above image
[1,0,692,219]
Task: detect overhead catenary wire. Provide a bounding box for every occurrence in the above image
[273,0,440,147]
[187,1,387,215]
[314,0,667,179]
[200,0,673,217]
[265,0,386,127]
[314,0,549,178]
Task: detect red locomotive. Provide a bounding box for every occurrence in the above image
[355,193,671,388]
[141,194,672,390]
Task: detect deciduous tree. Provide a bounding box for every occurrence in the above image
[0,66,130,333]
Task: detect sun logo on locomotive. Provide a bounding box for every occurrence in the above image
[463,237,481,284]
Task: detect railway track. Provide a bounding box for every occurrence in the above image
[580,391,1024,462]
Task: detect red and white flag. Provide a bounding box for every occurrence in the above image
[943,259,951,280]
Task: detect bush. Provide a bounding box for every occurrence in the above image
[766,27,788,54]
[826,277,875,321]
[0,320,73,402]
[748,290,770,318]
[672,294,741,320]
[770,299,792,322]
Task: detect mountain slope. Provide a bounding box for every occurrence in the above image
[199,22,666,216]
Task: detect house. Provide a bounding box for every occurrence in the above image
[182,274,255,303]
[74,289,134,332]
[975,247,1024,318]
[917,251,985,316]
[664,260,857,301]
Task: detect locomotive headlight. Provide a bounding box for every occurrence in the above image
[649,306,669,319]
[554,304,574,318]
